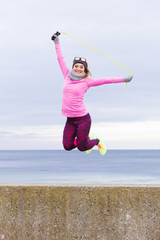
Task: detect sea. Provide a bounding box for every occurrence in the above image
[0,150,160,184]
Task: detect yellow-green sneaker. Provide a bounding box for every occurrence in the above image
[98,139,106,155]
[86,136,93,154]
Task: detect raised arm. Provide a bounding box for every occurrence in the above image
[51,32,70,79]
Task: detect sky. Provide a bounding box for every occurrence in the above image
[0,0,160,150]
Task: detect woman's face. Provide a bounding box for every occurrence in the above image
[73,63,85,74]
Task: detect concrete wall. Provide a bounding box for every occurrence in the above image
[0,184,160,240]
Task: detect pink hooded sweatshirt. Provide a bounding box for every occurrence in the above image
[55,43,125,118]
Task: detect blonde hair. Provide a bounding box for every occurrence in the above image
[84,62,92,78]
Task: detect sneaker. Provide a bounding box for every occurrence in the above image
[98,139,106,155]
[86,136,93,154]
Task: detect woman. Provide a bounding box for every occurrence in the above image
[52,33,133,155]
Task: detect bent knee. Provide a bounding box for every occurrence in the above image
[63,145,72,151]
[77,142,86,152]
[63,142,74,151]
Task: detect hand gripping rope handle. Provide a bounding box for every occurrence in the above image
[51,31,61,40]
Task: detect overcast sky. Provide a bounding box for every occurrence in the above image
[0,0,160,150]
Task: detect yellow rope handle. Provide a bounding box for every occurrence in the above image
[59,31,132,77]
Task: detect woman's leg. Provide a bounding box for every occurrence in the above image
[63,118,77,151]
[76,114,99,151]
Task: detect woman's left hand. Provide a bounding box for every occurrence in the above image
[124,75,133,82]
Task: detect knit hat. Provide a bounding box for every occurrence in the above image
[72,57,87,69]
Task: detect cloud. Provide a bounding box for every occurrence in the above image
[91,121,160,149]
[0,125,63,150]
[0,121,160,150]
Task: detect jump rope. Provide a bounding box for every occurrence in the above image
[52,31,132,84]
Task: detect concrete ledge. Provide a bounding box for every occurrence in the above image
[0,184,160,240]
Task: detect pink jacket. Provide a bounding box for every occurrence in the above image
[55,43,125,118]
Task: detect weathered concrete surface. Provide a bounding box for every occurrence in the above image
[0,184,160,240]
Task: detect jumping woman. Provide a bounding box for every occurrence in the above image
[52,32,133,155]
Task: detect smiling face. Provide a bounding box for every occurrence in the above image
[72,63,85,74]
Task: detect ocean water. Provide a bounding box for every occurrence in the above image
[0,150,160,184]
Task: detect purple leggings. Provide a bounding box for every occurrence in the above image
[63,113,99,152]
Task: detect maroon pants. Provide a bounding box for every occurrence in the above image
[63,113,99,152]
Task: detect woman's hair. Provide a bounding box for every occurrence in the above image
[84,62,92,78]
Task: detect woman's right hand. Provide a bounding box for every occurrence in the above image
[51,32,60,44]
